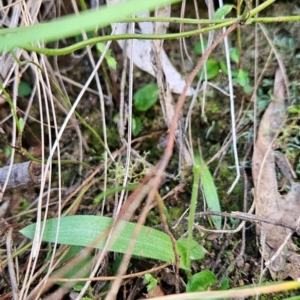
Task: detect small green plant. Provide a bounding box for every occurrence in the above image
[194,41,253,94]
[186,270,229,292]
[134,84,158,111]
[213,4,236,19]
[96,42,117,69]
[18,81,32,97]
[132,83,159,135]
[113,84,159,136]
[143,274,158,292]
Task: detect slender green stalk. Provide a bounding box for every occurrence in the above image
[185,164,201,277]
[24,20,236,56]
[249,0,276,17]
[94,183,138,204]
[0,84,21,134]
[116,17,235,24]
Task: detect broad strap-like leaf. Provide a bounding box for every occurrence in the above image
[21,215,205,269]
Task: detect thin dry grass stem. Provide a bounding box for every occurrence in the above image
[70,0,103,178]
[154,192,180,293]
[160,21,239,179]
[24,246,71,300]
[25,147,119,299]
[118,28,129,140]
[48,262,171,282]
[23,53,57,300]
[210,94,247,178]
[183,0,204,161]
[179,0,191,76]
[115,22,134,216]
[253,0,259,146]
[53,73,100,96]
[194,199,256,234]
[259,23,290,100]
[0,68,18,201]
[145,281,300,300]
[6,227,19,300]
[0,0,23,12]
[0,2,49,297]
[20,11,116,292]
[206,47,274,169]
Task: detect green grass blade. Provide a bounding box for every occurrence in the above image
[196,155,222,229]
[0,0,180,52]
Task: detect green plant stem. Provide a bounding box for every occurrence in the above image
[94,183,138,204]
[185,164,201,278]
[24,20,236,56]
[249,0,276,17]
[1,242,33,266]
[22,12,300,57]
[0,84,21,134]
[117,17,235,24]
[250,16,300,23]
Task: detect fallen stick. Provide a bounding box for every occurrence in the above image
[0,161,45,191]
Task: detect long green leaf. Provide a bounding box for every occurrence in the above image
[0,0,180,52]
[20,215,204,269]
[195,155,222,229]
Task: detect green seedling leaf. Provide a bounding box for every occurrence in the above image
[177,238,204,271]
[198,58,219,80]
[132,116,143,136]
[177,238,204,261]
[219,60,238,77]
[195,155,221,229]
[213,4,235,19]
[18,81,32,97]
[194,40,208,55]
[106,56,117,69]
[20,215,200,269]
[236,69,249,87]
[96,43,117,69]
[143,274,158,292]
[229,47,239,64]
[242,84,253,94]
[96,42,105,53]
[219,60,228,75]
[186,270,217,292]
[219,277,230,290]
[235,69,253,93]
[134,84,158,111]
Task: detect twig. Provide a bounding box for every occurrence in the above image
[194,211,300,234]
[0,161,45,193]
[6,227,19,300]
